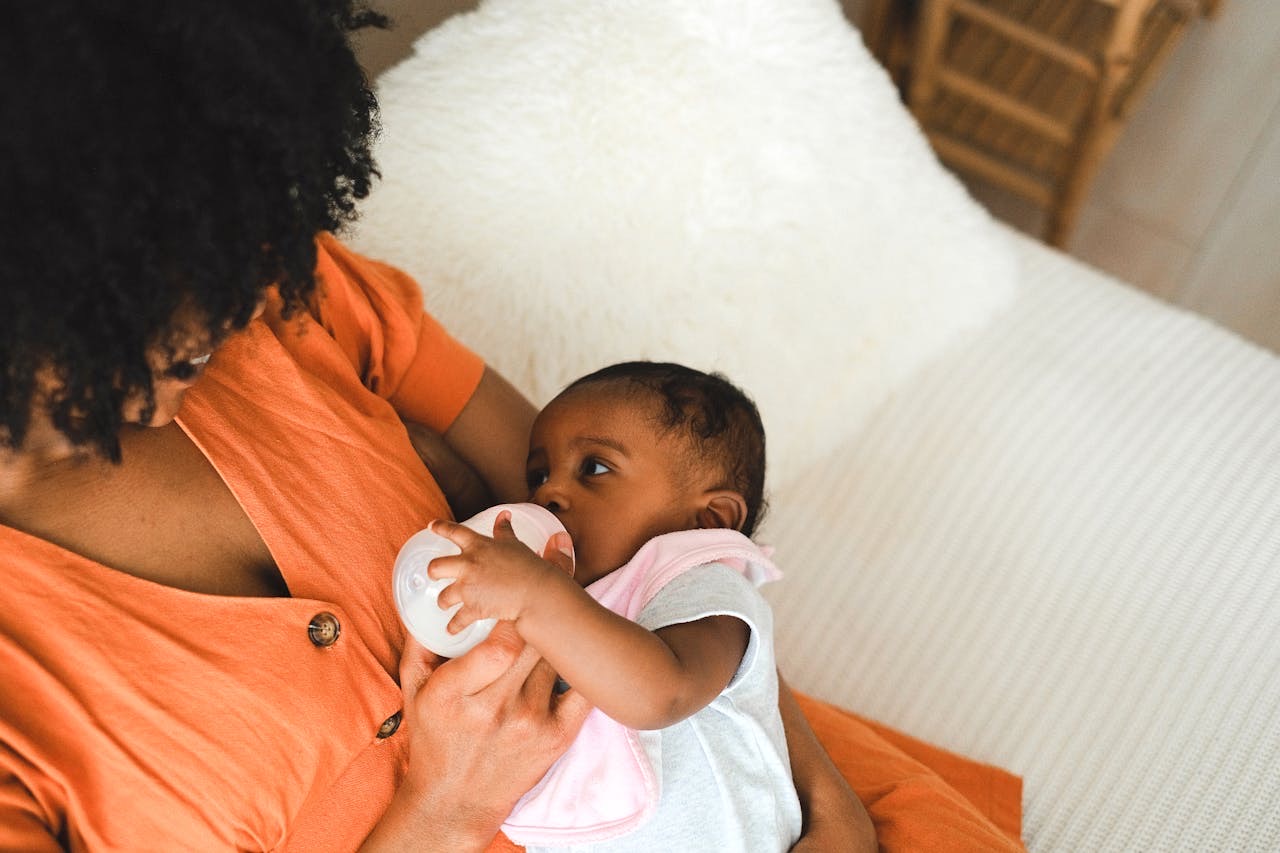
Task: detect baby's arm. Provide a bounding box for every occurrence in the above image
[427,514,749,730]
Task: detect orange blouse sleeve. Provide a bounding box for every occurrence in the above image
[309,232,486,434]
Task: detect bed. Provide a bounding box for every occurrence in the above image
[349,0,1280,849]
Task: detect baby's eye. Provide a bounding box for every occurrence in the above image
[526,469,549,489]
[580,458,611,477]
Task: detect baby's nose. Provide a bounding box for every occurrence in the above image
[531,482,566,513]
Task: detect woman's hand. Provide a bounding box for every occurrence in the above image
[362,536,587,852]
[362,624,592,852]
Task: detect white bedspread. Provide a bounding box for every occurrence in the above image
[763,229,1280,851]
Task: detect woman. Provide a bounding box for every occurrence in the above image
[0,2,873,849]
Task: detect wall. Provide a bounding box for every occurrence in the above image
[1069,0,1280,354]
[354,0,477,77]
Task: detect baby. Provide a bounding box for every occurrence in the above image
[428,361,802,851]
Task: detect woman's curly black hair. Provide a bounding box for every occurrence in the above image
[0,0,387,459]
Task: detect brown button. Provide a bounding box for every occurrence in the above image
[307,612,341,647]
[377,712,403,739]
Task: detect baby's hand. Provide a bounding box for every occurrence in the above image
[427,511,575,633]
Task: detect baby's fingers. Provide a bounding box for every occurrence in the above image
[446,605,480,635]
[425,552,464,581]
[489,510,518,542]
[541,531,576,577]
[428,518,487,549]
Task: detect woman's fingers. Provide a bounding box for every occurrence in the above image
[477,627,590,762]
[540,669,591,743]
[397,624,589,832]
[464,624,578,718]
[520,649,586,715]
[435,622,528,696]
[416,622,586,757]
[398,636,444,710]
[483,627,589,741]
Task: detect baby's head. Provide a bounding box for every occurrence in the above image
[527,361,766,585]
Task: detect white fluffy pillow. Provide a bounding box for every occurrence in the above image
[350,0,1017,485]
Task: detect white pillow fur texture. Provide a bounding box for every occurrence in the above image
[351,0,1018,484]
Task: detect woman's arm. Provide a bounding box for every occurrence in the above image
[441,367,537,505]
[402,420,494,521]
[777,674,877,852]
[401,366,535,520]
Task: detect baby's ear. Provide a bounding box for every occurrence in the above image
[697,491,748,531]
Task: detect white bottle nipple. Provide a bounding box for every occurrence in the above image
[393,503,566,657]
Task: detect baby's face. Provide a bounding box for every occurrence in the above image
[526,387,707,586]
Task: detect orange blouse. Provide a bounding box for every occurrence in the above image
[0,234,485,851]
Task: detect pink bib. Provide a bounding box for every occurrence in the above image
[501,528,781,845]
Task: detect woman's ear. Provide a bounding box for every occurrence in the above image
[697,491,748,531]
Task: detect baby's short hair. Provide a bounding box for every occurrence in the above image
[561,361,768,536]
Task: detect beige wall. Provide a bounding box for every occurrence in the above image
[354,0,477,77]
[354,1,868,74]
[1068,0,1280,354]
[357,0,1280,355]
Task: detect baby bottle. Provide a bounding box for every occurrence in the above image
[393,502,567,657]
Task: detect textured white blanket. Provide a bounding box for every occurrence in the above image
[764,231,1280,851]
